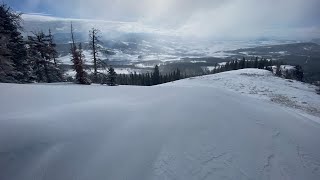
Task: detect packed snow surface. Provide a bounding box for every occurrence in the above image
[1,69,320,180]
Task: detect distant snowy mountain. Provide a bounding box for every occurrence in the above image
[21,14,168,39]
[0,69,319,180]
[22,14,296,63]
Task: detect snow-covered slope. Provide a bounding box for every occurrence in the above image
[163,69,320,118]
[0,69,320,180]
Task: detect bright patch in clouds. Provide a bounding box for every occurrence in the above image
[5,0,320,40]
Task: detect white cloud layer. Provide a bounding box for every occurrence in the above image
[14,0,320,39]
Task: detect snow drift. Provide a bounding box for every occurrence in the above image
[0,69,320,180]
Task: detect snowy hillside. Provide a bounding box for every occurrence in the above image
[163,69,320,118]
[1,69,320,180]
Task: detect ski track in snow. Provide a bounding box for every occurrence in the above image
[1,69,320,180]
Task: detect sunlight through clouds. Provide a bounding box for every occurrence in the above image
[5,0,320,40]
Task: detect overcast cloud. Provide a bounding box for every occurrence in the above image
[6,0,320,40]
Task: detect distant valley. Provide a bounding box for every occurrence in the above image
[22,14,320,83]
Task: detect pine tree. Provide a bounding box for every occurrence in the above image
[153,65,160,85]
[70,23,90,85]
[275,64,282,77]
[27,30,62,83]
[233,60,238,70]
[240,57,245,69]
[0,4,31,83]
[0,32,15,82]
[47,29,63,81]
[224,62,230,71]
[48,30,58,66]
[27,34,44,82]
[175,68,181,80]
[27,31,51,82]
[254,57,258,68]
[146,72,151,86]
[133,71,138,85]
[107,66,117,86]
[294,65,303,81]
[258,58,265,69]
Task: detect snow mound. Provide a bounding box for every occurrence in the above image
[163,69,320,117]
[0,70,320,180]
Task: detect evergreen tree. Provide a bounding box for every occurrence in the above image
[70,23,90,85]
[275,64,282,77]
[257,58,266,69]
[233,60,238,70]
[0,4,31,83]
[141,74,146,86]
[47,29,63,81]
[294,65,303,81]
[244,60,249,68]
[28,31,52,82]
[175,68,181,80]
[239,57,245,69]
[226,62,230,71]
[153,65,160,85]
[48,29,58,66]
[27,30,62,82]
[284,69,292,79]
[133,72,138,85]
[254,57,258,68]
[146,72,151,86]
[220,65,226,72]
[0,32,15,82]
[107,66,117,86]
[212,64,218,74]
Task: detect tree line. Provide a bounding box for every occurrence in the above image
[119,57,304,87]
[117,65,182,86]
[207,57,304,81]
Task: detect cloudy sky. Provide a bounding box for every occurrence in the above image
[4,0,320,40]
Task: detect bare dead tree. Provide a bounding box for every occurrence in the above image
[89,28,102,83]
